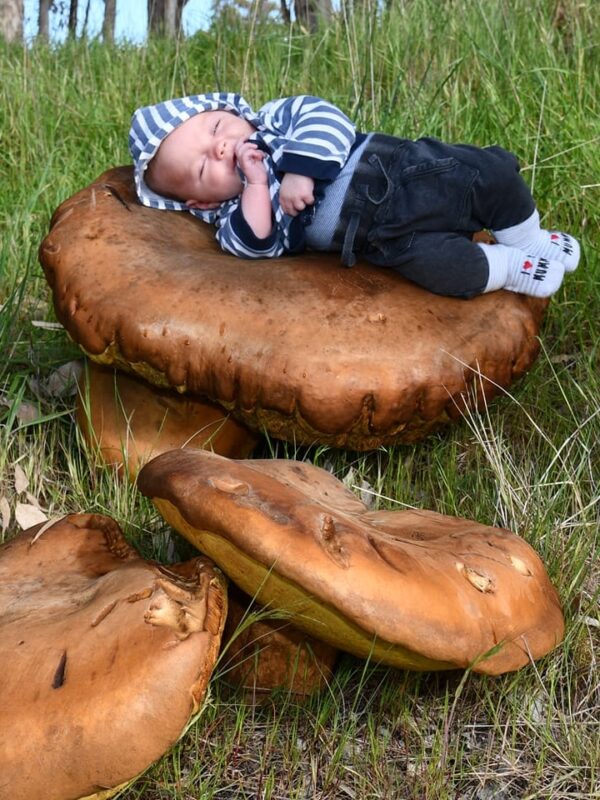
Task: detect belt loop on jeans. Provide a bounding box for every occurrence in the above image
[341,211,361,267]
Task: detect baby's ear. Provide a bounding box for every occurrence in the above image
[186,199,221,210]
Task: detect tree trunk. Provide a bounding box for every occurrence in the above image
[103,0,116,42]
[81,0,91,36]
[38,0,49,39]
[68,0,78,36]
[148,0,189,37]
[0,0,23,42]
[175,0,187,32]
[164,0,177,36]
[294,0,332,32]
[279,0,291,24]
[148,0,165,34]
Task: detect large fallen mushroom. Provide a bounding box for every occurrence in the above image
[39,167,548,450]
[0,514,226,800]
[77,360,258,476]
[138,449,564,676]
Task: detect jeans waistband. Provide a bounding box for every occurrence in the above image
[332,133,400,267]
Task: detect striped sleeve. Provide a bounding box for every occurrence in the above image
[258,96,356,180]
[215,200,288,259]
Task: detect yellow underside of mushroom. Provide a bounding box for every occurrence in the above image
[154,498,456,672]
[80,781,131,800]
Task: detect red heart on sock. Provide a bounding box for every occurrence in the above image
[551,233,560,240]
[523,260,533,270]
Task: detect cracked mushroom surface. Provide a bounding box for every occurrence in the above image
[0,514,226,800]
[40,167,548,450]
[78,361,258,477]
[138,450,564,676]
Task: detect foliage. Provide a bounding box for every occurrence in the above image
[0,0,598,796]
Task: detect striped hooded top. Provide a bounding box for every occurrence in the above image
[129,92,357,258]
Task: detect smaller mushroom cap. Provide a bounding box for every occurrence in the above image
[138,450,564,675]
[223,586,338,698]
[77,361,258,477]
[0,514,227,800]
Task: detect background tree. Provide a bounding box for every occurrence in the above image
[164,0,177,35]
[293,0,332,31]
[0,0,23,41]
[38,0,50,38]
[67,0,77,36]
[103,0,116,42]
[148,0,190,36]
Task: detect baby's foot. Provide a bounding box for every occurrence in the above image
[504,253,565,298]
[493,214,580,272]
[504,229,581,273]
[540,231,580,272]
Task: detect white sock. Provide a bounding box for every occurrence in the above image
[479,243,565,298]
[492,209,580,272]
[479,243,508,293]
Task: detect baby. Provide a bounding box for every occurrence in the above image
[129,93,580,299]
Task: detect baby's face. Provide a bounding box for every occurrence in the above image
[147,110,256,209]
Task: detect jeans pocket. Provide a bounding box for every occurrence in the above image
[394,158,478,231]
[400,157,458,182]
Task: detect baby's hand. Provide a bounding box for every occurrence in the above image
[279,173,315,217]
[235,140,268,186]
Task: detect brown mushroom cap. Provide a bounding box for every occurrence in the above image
[40,167,547,450]
[223,586,338,697]
[138,450,564,676]
[0,514,227,800]
[77,361,258,477]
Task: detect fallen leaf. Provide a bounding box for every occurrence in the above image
[45,360,83,398]
[14,465,29,494]
[343,467,376,508]
[27,377,43,398]
[15,502,48,530]
[25,492,45,510]
[16,401,43,424]
[357,478,376,508]
[0,496,10,533]
[583,615,600,629]
[549,353,577,364]
[342,466,356,487]
[31,320,64,330]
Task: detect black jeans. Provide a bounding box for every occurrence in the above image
[333,134,536,298]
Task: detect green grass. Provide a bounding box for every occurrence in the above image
[1,0,599,796]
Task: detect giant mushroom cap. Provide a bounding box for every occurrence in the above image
[0,514,227,800]
[40,167,548,450]
[138,449,564,676]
